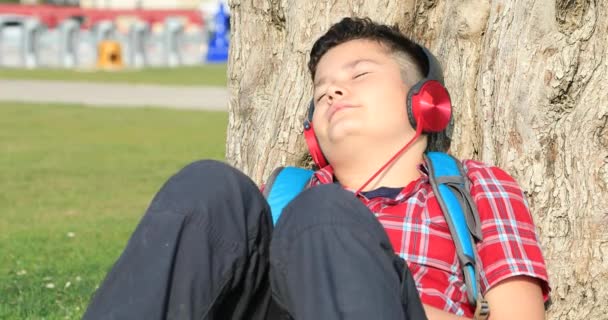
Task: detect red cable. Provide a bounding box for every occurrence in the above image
[355,118,424,195]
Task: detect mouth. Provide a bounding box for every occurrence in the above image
[328,103,354,121]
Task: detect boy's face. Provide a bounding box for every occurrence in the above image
[312,39,416,161]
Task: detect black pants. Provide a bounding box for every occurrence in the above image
[83,160,427,320]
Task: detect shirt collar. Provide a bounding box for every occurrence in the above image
[310,161,431,201]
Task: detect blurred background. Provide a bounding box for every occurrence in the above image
[1,1,231,319]
[0,0,229,68]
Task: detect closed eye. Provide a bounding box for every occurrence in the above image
[316,94,326,102]
[354,72,370,79]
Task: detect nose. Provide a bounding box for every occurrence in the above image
[327,84,345,102]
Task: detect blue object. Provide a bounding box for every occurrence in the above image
[263,152,483,308]
[265,167,314,225]
[426,152,481,307]
[205,2,229,63]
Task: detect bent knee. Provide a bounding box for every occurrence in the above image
[274,184,377,234]
[287,183,353,213]
[149,159,264,217]
[180,159,237,182]
[175,159,257,192]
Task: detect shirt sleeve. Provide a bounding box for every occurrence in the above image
[464,160,551,300]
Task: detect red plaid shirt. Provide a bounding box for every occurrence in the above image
[309,159,550,317]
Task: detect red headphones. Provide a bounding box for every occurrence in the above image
[303,45,452,168]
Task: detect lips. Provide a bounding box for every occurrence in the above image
[327,102,354,121]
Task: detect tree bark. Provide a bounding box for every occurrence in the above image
[226,1,608,319]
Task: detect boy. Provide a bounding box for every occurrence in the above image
[84,17,549,320]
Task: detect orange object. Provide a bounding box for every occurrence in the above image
[96,40,124,70]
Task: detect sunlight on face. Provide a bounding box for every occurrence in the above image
[312,39,416,160]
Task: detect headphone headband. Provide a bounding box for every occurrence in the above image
[420,46,445,84]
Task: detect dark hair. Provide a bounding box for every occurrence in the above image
[308,17,452,152]
[308,17,427,82]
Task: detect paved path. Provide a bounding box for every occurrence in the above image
[0,80,229,111]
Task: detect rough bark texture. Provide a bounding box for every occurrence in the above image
[226,1,608,319]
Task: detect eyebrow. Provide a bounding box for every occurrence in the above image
[314,58,380,87]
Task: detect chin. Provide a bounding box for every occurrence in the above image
[326,122,362,144]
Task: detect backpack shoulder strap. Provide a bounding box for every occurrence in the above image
[425,152,488,317]
[263,166,314,225]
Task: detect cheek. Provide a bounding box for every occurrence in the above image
[311,109,328,139]
[365,91,412,131]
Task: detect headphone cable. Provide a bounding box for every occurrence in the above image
[355,117,424,195]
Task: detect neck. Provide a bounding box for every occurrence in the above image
[329,136,427,192]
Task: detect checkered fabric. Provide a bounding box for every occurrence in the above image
[309,159,550,317]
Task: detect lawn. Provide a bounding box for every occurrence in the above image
[0,65,228,87]
[0,102,228,319]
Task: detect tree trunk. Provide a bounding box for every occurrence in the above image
[226,1,608,319]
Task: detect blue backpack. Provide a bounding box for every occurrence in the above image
[263,152,488,314]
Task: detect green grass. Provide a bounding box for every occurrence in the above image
[0,102,228,319]
[0,65,228,87]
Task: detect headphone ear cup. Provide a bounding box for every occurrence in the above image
[406,82,424,130]
[407,80,452,133]
[303,121,328,168]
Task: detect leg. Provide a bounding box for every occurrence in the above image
[269,184,427,320]
[83,160,273,320]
